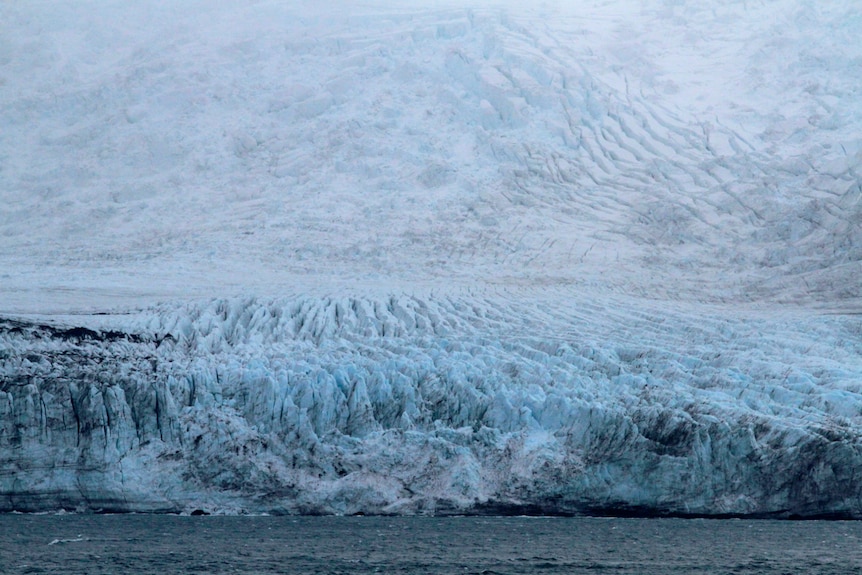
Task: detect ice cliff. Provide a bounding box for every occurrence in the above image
[3,294,861,517]
[1,1,861,516]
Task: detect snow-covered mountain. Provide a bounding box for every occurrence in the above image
[1,0,861,516]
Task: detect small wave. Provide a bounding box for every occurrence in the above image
[48,536,86,545]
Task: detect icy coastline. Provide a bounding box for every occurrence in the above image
[1,0,861,517]
[3,294,861,517]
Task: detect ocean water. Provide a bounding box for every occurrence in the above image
[2,515,861,574]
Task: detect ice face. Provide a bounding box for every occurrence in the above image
[0,0,860,516]
[2,294,861,516]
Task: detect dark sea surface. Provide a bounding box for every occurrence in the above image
[2,514,861,574]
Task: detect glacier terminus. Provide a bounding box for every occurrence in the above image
[1,0,861,517]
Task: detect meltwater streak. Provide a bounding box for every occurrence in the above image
[2,515,862,575]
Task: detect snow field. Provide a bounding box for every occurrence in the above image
[1,0,860,308]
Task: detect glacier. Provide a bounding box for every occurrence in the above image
[1,0,862,516]
[3,294,861,517]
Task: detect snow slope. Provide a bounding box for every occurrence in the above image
[1,0,861,515]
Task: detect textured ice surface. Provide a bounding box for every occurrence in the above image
[3,294,861,516]
[1,0,861,515]
[1,0,860,309]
